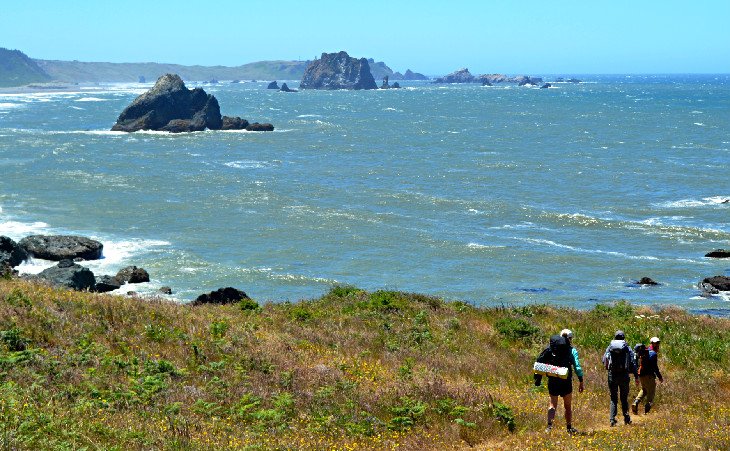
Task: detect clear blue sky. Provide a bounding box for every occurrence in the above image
[3,0,729,74]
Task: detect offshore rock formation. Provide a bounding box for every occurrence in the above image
[267,81,279,89]
[434,68,475,83]
[299,51,377,90]
[111,74,273,132]
[399,69,428,80]
[279,83,297,92]
[19,235,103,261]
[705,249,730,258]
[700,275,730,294]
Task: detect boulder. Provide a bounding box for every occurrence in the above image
[636,277,659,286]
[540,83,552,89]
[19,235,103,261]
[159,286,173,295]
[700,276,730,292]
[246,122,275,132]
[267,81,279,89]
[221,116,249,130]
[37,259,96,291]
[434,68,475,83]
[0,236,27,268]
[705,249,730,258]
[111,74,223,132]
[279,83,297,92]
[115,266,150,284]
[95,275,122,293]
[192,287,250,306]
[299,51,378,90]
[392,82,401,89]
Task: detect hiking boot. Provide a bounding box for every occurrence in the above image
[624,416,632,425]
[645,403,652,414]
[567,426,579,435]
[610,418,617,427]
[545,423,553,433]
[631,402,639,415]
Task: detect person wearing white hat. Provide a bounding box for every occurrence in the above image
[633,337,664,414]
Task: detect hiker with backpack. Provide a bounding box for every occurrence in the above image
[534,330,584,434]
[632,337,664,414]
[602,330,639,426]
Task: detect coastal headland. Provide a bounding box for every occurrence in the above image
[0,277,728,449]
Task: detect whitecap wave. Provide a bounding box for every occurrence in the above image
[224,160,271,169]
[296,114,322,118]
[657,196,730,208]
[0,102,23,110]
[466,243,506,250]
[516,237,660,261]
[0,220,50,240]
[75,97,108,102]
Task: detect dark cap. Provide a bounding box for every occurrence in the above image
[614,330,625,339]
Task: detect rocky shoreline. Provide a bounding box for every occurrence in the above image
[3,232,730,306]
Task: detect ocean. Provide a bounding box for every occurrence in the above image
[1,75,729,314]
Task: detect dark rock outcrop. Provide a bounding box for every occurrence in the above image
[299,51,377,90]
[19,235,103,261]
[705,249,730,258]
[481,79,492,86]
[700,276,730,292]
[37,259,96,291]
[567,78,582,83]
[246,122,275,132]
[267,81,279,89]
[380,76,390,89]
[540,83,552,89]
[392,82,401,89]
[115,266,150,284]
[192,287,250,306]
[111,74,223,132]
[159,286,173,295]
[95,275,122,293]
[221,116,249,130]
[0,236,27,268]
[392,71,403,79]
[434,68,475,84]
[279,83,297,92]
[636,277,659,286]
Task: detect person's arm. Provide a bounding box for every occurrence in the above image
[601,347,609,368]
[651,352,664,382]
[572,348,584,393]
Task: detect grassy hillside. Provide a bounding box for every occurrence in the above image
[35,59,310,83]
[0,48,51,87]
[1,278,728,450]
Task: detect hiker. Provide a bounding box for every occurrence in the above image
[534,332,583,434]
[602,330,639,426]
[633,337,664,414]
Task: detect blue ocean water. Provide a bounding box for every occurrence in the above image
[1,75,729,314]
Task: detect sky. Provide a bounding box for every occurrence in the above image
[2,0,729,75]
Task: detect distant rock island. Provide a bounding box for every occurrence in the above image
[434,68,547,86]
[367,59,428,81]
[299,51,378,90]
[111,74,273,133]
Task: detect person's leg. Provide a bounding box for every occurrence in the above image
[609,376,618,425]
[619,376,631,423]
[645,377,657,413]
[547,394,558,428]
[633,375,648,413]
[563,393,573,428]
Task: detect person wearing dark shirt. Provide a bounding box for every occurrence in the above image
[602,330,639,426]
[633,336,664,414]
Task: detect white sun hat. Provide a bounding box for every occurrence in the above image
[560,329,573,339]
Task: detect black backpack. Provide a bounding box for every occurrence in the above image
[537,335,572,368]
[609,345,629,374]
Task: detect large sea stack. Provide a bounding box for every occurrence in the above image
[111,74,273,132]
[299,51,377,90]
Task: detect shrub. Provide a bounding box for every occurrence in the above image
[495,317,539,341]
[491,402,515,432]
[0,326,28,352]
[388,397,426,431]
[327,285,363,298]
[239,298,259,310]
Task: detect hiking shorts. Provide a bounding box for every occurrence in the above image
[547,377,572,397]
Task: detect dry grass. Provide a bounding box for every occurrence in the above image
[0,279,728,450]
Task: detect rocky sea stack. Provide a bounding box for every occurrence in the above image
[299,51,377,90]
[111,74,273,132]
